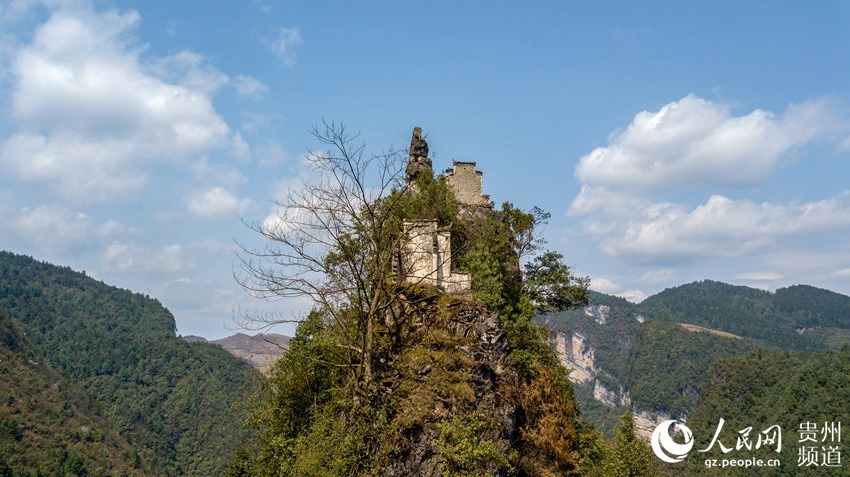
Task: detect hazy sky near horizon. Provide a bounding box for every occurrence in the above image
[2,1,850,339]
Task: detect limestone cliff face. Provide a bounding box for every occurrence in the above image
[554,330,596,385]
[554,305,665,438]
[633,410,671,439]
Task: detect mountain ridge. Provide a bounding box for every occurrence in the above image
[543,279,850,437]
[0,250,261,476]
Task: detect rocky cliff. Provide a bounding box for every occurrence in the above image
[383,294,515,476]
[554,304,663,438]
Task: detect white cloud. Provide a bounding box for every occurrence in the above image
[191,157,248,188]
[187,186,251,219]
[103,241,189,274]
[270,27,302,66]
[0,4,230,204]
[256,139,290,167]
[570,95,850,264]
[639,268,676,284]
[229,132,251,163]
[233,74,269,100]
[589,277,619,294]
[589,277,647,303]
[10,204,93,255]
[617,289,647,303]
[96,219,131,238]
[572,95,841,204]
[147,49,230,94]
[600,192,850,261]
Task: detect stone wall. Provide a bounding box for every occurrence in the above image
[445,161,491,207]
[401,220,470,293]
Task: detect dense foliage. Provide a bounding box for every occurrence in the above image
[683,347,850,475]
[0,251,261,476]
[641,280,850,351]
[0,308,141,476]
[232,142,594,476]
[545,280,850,436]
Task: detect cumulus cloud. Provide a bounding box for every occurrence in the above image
[599,192,850,262]
[589,277,619,294]
[572,95,841,203]
[103,241,189,274]
[270,27,302,66]
[570,95,850,263]
[187,186,251,219]
[0,4,230,204]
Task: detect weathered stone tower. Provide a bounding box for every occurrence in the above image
[401,220,470,294]
[445,161,491,209]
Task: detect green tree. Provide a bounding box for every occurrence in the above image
[600,412,657,477]
[524,250,590,314]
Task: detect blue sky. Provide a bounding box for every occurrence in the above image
[1,1,849,339]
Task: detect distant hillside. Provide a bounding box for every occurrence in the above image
[684,347,850,476]
[0,251,261,476]
[542,291,764,435]
[0,308,140,475]
[642,280,850,350]
[542,281,850,436]
[213,333,289,374]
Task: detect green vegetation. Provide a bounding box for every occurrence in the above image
[545,280,850,437]
[684,347,850,475]
[590,412,658,477]
[641,280,850,351]
[0,308,140,476]
[231,125,594,476]
[0,251,261,476]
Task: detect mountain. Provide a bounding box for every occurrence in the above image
[0,308,141,475]
[0,251,261,476]
[213,333,290,374]
[542,281,850,437]
[640,280,850,350]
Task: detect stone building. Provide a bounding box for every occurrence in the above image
[397,128,500,294]
[400,220,470,294]
[445,161,491,208]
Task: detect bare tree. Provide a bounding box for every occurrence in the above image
[236,121,425,391]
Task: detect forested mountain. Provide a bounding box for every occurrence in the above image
[543,281,850,436]
[685,348,850,476]
[542,291,764,434]
[641,280,850,351]
[0,251,261,476]
[0,308,141,475]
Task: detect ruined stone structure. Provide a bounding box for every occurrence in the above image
[400,220,470,294]
[398,127,499,294]
[445,160,491,208]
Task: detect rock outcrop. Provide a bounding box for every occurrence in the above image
[554,330,596,385]
[384,294,514,477]
[406,126,432,180]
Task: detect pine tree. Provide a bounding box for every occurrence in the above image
[601,412,657,477]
